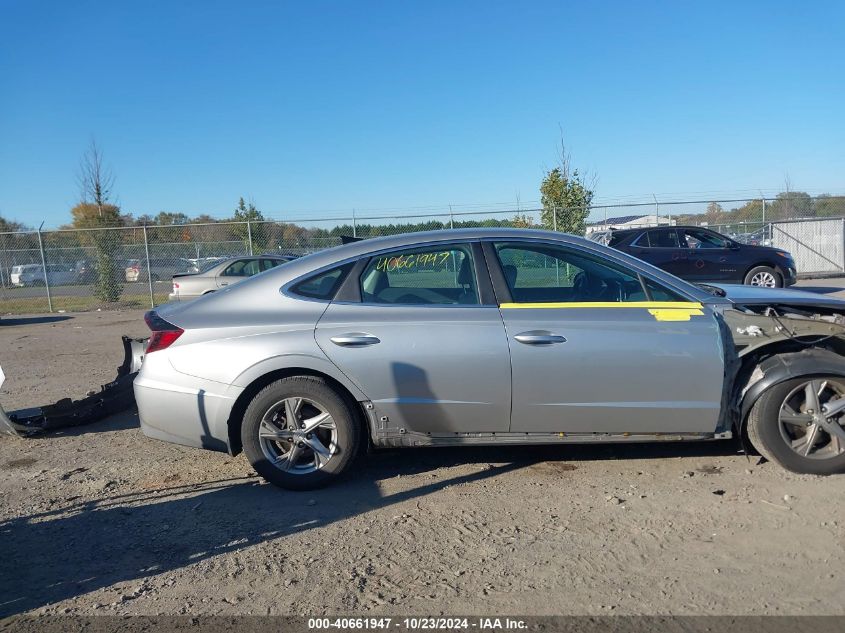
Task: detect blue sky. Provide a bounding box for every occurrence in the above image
[1,0,843,228]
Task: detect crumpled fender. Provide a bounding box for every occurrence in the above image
[740,348,845,421]
[0,336,147,437]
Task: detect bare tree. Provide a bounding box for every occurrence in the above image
[77,139,114,218]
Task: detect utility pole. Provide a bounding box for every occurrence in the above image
[143,224,154,308]
[36,221,53,313]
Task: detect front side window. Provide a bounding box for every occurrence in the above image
[360,245,478,305]
[680,229,729,249]
[222,259,262,277]
[494,242,648,303]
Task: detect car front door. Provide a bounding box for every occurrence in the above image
[678,228,736,282]
[487,240,725,434]
[314,242,512,434]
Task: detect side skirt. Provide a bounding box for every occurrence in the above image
[361,401,732,448]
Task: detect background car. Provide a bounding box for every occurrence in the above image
[125,258,191,283]
[597,225,796,287]
[167,254,296,301]
[10,263,77,287]
[135,228,845,490]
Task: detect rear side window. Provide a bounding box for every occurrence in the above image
[360,246,478,305]
[290,264,353,300]
[636,230,680,248]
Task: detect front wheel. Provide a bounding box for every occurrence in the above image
[747,377,845,475]
[744,265,782,288]
[241,376,361,490]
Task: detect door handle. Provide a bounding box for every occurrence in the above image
[219,282,229,286]
[330,334,381,347]
[514,331,567,345]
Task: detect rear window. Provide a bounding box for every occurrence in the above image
[290,264,353,300]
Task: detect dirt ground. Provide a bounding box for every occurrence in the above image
[1,306,845,618]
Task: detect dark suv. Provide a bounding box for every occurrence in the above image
[598,226,796,287]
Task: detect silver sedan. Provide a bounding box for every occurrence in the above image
[167,255,296,301]
[135,228,845,489]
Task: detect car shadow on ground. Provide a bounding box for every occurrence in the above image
[0,429,744,616]
[0,315,73,326]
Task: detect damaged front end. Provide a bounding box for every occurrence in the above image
[0,336,147,437]
[720,301,845,430]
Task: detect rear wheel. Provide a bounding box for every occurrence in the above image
[241,376,361,490]
[747,377,845,475]
[744,265,782,288]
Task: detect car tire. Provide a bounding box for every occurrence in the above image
[241,376,362,490]
[743,265,782,288]
[747,376,845,475]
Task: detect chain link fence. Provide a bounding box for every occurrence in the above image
[2,195,844,314]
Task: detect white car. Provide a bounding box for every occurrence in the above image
[10,264,76,287]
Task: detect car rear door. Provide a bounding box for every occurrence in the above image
[314,241,512,434]
[627,229,690,278]
[486,239,725,434]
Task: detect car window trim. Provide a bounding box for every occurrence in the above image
[482,237,700,305]
[634,228,683,249]
[351,240,491,308]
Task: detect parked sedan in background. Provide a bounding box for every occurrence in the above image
[167,254,296,301]
[10,263,77,287]
[136,228,845,490]
[594,225,796,287]
[125,258,191,283]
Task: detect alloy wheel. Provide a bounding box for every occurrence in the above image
[258,397,337,474]
[750,271,777,287]
[778,379,845,460]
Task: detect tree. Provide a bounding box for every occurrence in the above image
[539,140,594,235]
[74,140,123,301]
[512,212,535,228]
[704,202,724,224]
[231,197,265,253]
[769,191,813,220]
[814,194,845,217]
[0,215,29,232]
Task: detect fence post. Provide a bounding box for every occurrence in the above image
[653,194,660,226]
[841,218,845,273]
[36,222,53,313]
[246,220,253,255]
[449,205,454,230]
[553,207,557,232]
[143,224,154,308]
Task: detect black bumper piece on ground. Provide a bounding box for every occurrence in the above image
[0,336,146,437]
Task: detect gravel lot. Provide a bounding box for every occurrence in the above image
[2,293,845,617]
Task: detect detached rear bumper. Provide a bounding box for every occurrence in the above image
[134,352,240,453]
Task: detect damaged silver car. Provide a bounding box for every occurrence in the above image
[134,228,845,490]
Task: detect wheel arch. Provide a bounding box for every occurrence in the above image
[737,347,845,433]
[226,366,368,456]
[742,261,784,284]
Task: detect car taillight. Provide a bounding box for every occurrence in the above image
[172,282,180,290]
[144,311,184,353]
